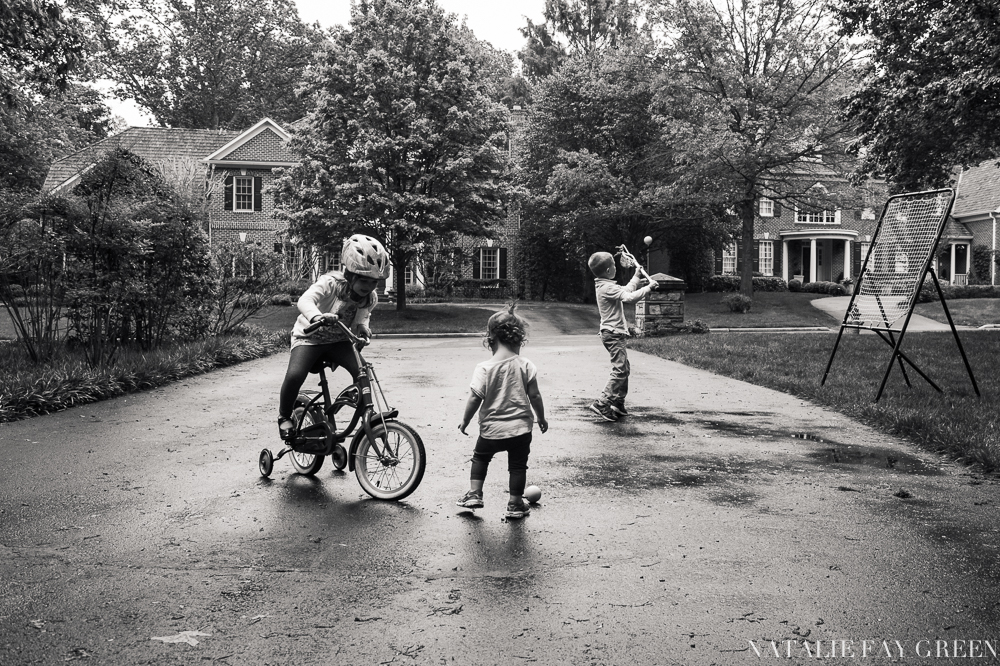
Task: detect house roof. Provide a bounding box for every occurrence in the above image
[953,160,1000,219]
[42,127,241,193]
[42,119,300,193]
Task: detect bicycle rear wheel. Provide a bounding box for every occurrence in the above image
[354,421,425,501]
[289,405,326,475]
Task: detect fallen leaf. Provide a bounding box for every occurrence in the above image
[150,631,211,646]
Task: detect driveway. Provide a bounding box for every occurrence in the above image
[1,313,999,665]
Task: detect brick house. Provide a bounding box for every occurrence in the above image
[41,118,314,276]
[949,160,1000,285]
[43,110,529,296]
[714,172,884,285]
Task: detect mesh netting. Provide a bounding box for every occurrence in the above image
[846,190,952,331]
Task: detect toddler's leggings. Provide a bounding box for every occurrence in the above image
[471,432,532,496]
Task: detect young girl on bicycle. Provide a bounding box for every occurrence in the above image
[278,234,390,441]
[457,303,548,519]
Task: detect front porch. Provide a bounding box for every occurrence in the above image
[778,230,973,286]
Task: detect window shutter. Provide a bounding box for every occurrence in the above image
[253,177,263,211]
[854,209,862,220]
[714,250,723,275]
[853,242,862,278]
[834,209,842,225]
[773,201,782,217]
[752,240,760,273]
[224,176,233,211]
[472,248,481,279]
[736,244,744,273]
[499,248,508,279]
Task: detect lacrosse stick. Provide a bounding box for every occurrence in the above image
[615,244,655,287]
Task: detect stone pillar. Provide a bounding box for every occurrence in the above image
[635,272,686,335]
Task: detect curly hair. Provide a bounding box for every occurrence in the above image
[484,302,528,349]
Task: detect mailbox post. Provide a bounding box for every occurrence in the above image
[635,272,686,335]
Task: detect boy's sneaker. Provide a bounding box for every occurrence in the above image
[456,490,484,509]
[589,400,618,422]
[505,498,531,519]
[608,400,629,416]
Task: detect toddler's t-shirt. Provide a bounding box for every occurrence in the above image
[470,355,537,439]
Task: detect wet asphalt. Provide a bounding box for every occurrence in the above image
[1,311,999,665]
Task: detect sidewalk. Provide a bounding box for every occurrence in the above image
[810,295,973,332]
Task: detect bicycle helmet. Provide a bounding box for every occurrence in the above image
[342,234,389,279]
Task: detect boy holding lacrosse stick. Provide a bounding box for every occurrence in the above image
[587,246,658,421]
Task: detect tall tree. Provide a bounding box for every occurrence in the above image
[651,0,861,296]
[72,0,323,129]
[520,47,661,299]
[519,0,641,81]
[273,0,511,310]
[1,0,86,109]
[838,0,1000,190]
[1,85,118,191]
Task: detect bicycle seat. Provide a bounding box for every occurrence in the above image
[308,360,331,374]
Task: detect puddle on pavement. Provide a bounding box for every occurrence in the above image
[793,435,941,476]
[555,453,759,490]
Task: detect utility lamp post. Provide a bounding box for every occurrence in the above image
[644,235,653,272]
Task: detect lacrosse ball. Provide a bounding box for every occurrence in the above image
[644,235,653,246]
[524,485,542,503]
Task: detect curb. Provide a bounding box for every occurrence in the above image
[709,326,832,333]
[373,333,482,339]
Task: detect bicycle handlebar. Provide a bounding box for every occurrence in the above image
[303,317,369,347]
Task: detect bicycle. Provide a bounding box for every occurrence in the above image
[258,318,426,501]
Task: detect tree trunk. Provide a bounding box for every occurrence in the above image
[739,198,756,298]
[394,257,407,311]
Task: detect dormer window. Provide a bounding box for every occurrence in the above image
[759,197,774,217]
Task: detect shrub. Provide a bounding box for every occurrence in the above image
[641,318,710,337]
[801,281,845,295]
[453,278,516,299]
[723,293,753,313]
[788,279,802,292]
[706,275,787,292]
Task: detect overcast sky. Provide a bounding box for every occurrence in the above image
[108,0,544,126]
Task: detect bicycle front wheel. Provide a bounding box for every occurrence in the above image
[355,421,425,501]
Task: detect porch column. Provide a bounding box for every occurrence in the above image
[844,239,851,280]
[950,243,956,285]
[782,241,789,282]
[810,238,817,283]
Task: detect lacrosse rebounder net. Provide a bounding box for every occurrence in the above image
[821,188,980,402]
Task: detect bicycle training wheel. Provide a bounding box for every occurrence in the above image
[354,420,425,501]
[289,406,326,476]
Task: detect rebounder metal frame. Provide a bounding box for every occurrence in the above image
[820,188,980,402]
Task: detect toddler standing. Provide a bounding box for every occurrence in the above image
[457,304,548,519]
[587,251,658,422]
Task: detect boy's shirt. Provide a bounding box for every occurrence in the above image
[470,355,537,439]
[595,274,653,335]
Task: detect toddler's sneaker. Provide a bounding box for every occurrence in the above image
[456,490,484,509]
[588,400,618,422]
[608,400,628,416]
[505,498,531,519]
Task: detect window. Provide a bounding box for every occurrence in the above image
[481,247,499,280]
[860,243,871,267]
[795,208,837,225]
[234,176,254,211]
[722,244,737,274]
[759,197,774,217]
[404,265,416,285]
[759,241,774,276]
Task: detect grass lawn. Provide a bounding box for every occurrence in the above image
[632,331,1000,472]
[681,291,840,328]
[914,299,1000,327]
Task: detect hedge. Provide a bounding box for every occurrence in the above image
[705,275,788,292]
